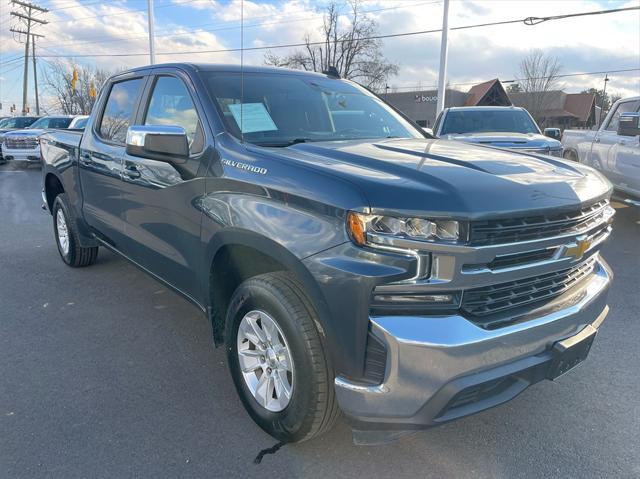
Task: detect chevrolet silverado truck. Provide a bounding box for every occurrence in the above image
[431,106,563,156]
[40,64,615,444]
[562,96,640,201]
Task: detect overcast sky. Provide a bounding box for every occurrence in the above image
[0,0,638,114]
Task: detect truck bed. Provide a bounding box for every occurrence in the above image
[40,129,83,166]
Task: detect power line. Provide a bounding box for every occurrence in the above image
[46,0,126,12]
[35,6,640,59]
[40,0,441,49]
[44,0,207,24]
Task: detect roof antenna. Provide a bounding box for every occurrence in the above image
[240,0,244,144]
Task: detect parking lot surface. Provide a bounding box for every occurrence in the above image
[1,163,639,478]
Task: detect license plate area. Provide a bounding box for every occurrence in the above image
[546,327,597,380]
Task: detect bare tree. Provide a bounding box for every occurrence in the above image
[42,61,113,115]
[264,1,398,92]
[515,50,562,125]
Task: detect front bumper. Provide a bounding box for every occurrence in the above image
[1,145,41,162]
[335,256,611,435]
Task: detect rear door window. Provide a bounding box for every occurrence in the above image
[98,78,144,144]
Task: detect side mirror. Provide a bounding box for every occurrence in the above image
[543,128,561,140]
[617,112,640,137]
[125,125,189,163]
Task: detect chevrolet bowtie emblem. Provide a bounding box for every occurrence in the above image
[562,236,592,260]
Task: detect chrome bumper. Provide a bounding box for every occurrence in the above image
[335,256,612,429]
[1,145,41,162]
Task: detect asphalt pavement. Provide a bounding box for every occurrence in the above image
[1,162,639,478]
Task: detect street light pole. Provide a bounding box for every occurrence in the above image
[32,35,39,115]
[147,0,155,65]
[436,0,450,115]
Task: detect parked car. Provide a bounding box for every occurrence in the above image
[562,96,640,200]
[2,115,82,164]
[0,116,40,163]
[431,106,563,156]
[40,64,614,445]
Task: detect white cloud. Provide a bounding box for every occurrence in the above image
[1,0,638,113]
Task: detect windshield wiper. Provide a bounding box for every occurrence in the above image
[253,138,315,147]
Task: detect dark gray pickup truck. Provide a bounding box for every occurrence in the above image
[40,63,615,445]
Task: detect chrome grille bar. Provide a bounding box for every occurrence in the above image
[470,200,610,245]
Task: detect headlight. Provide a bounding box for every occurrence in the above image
[347,212,462,247]
[549,148,563,157]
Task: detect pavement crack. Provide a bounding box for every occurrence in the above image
[253,441,286,464]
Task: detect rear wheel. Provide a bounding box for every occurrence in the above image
[225,272,339,443]
[53,193,98,267]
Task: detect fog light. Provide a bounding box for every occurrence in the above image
[373,293,455,303]
[370,291,461,315]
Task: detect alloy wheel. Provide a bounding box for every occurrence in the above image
[236,310,294,412]
[56,209,70,255]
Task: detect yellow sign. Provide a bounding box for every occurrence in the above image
[71,68,78,91]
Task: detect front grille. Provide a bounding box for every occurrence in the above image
[486,248,556,270]
[470,200,609,246]
[462,257,597,319]
[4,137,38,149]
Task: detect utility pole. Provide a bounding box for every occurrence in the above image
[9,0,48,115]
[599,74,610,128]
[436,0,450,115]
[147,0,156,64]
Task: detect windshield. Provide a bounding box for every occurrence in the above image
[204,72,422,146]
[441,109,540,135]
[1,117,38,129]
[29,117,73,129]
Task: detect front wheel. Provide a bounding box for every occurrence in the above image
[225,272,339,443]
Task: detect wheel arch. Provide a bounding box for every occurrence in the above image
[205,229,335,353]
[44,172,65,213]
[562,147,579,162]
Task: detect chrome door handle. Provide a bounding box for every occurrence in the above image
[124,165,141,179]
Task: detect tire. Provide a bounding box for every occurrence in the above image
[592,158,603,171]
[225,271,339,443]
[52,193,98,267]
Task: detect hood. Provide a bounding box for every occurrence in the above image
[4,129,44,138]
[252,137,610,219]
[443,132,561,150]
